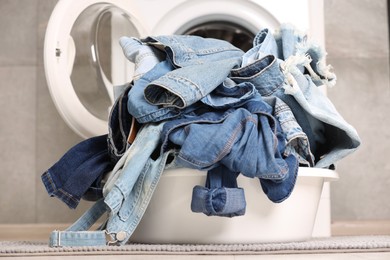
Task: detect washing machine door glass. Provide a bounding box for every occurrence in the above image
[44,0,144,138]
[182,21,254,52]
[69,4,138,121]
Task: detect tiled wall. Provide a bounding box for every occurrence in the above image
[325,0,390,220]
[0,0,388,223]
[0,0,88,223]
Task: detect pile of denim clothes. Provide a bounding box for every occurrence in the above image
[42,24,361,247]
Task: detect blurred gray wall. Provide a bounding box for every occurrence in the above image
[325,0,389,220]
[0,0,389,223]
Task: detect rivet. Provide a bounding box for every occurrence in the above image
[116,231,127,242]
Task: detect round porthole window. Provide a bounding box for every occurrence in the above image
[69,4,139,121]
[44,0,146,138]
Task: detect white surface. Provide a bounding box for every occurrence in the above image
[130,167,338,244]
[312,183,331,237]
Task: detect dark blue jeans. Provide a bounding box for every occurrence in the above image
[108,83,138,164]
[41,135,113,209]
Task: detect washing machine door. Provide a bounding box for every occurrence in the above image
[44,0,146,138]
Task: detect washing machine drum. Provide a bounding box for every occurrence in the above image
[44,0,284,138]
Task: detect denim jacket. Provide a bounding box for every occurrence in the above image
[121,35,244,123]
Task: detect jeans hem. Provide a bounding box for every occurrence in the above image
[41,171,80,209]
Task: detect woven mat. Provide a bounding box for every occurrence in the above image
[1,236,390,256]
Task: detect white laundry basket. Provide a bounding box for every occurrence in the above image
[130,167,338,244]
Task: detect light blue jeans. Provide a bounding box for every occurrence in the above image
[263,96,314,167]
[232,24,361,168]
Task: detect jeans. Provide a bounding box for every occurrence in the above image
[263,96,314,167]
[46,25,361,247]
[231,41,360,167]
[163,95,288,177]
[272,24,336,87]
[161,94,299,203]
[41,135,113,209]
[107,83,138,164]
[49,123,173,246]
[191,165,246,217]
[82,83,140,202]
[103,122,171,244]
[283,66,361,168]
[259,153,299,203]
[250,24,359,167]
[230,54,319,160]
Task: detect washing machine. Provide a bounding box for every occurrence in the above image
[44,0,325,139]
[44,0,330,238]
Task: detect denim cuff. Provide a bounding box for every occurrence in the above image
[260,154,299,203]
[41,171,80,209]
[191,185,246,217]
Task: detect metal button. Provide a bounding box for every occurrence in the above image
[116,231,127,242]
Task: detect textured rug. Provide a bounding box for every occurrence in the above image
[1,236,390,256]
